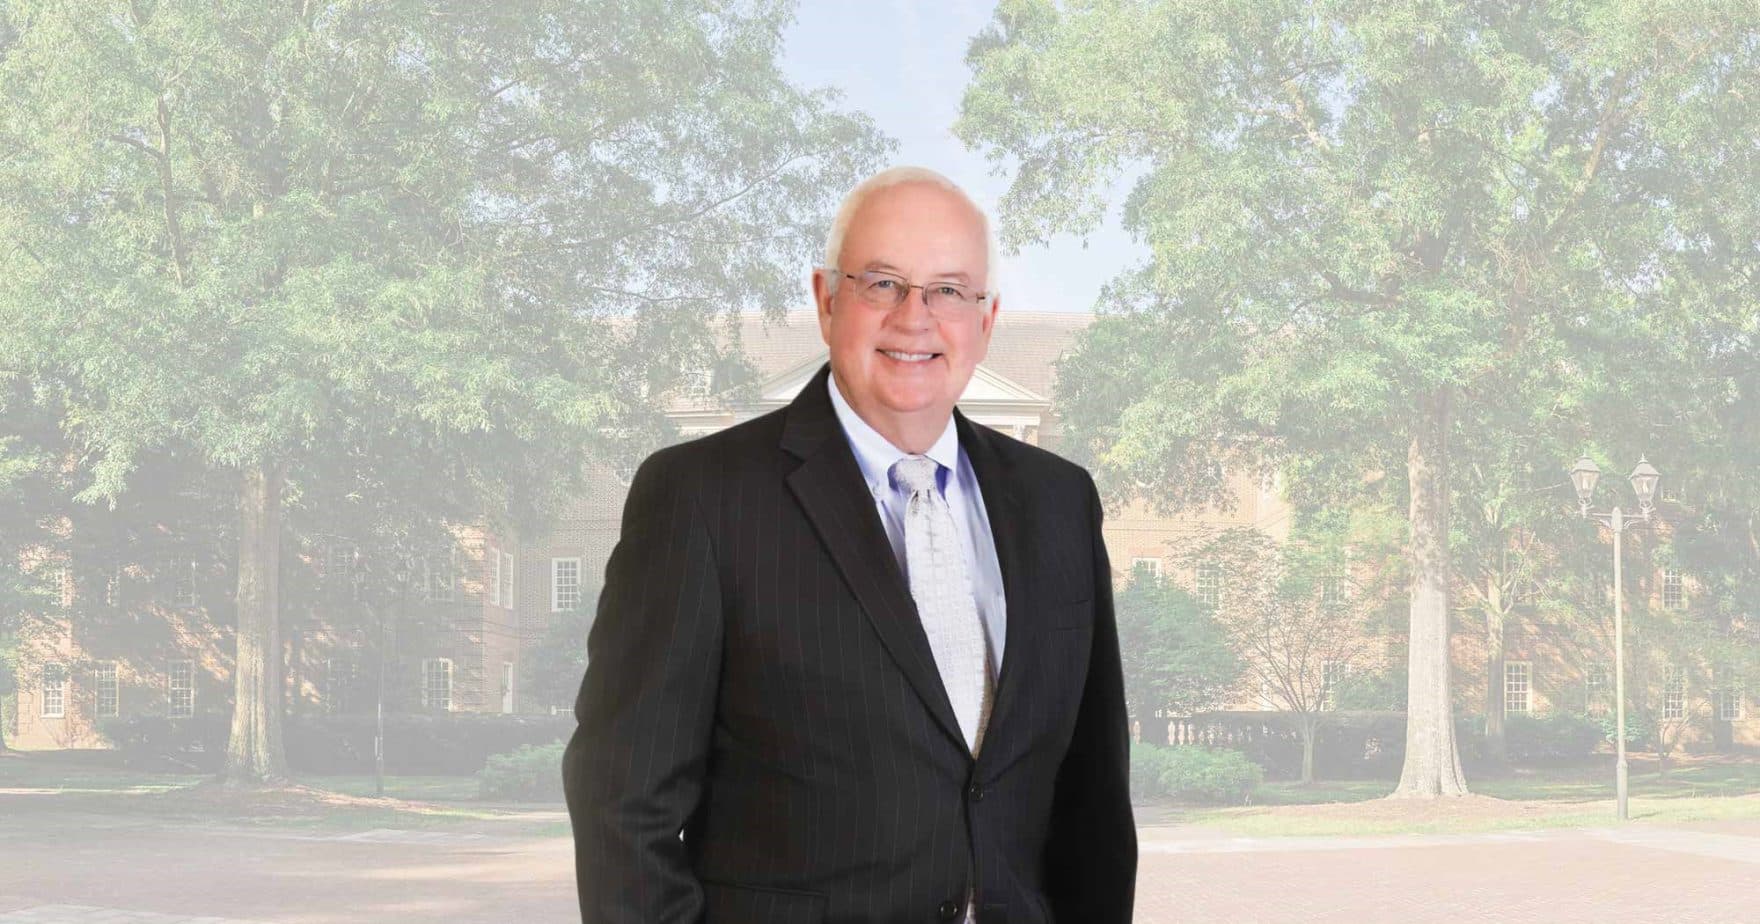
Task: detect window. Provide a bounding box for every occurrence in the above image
[1663,666,1687,720]
[325,542,357,597]
[500,550,514,608]
[324,658,356,714]
[170,557,197,608]
[55,564,73,608]
[681,367,713,398]
[1130,558,1162,578]
[104,568,121,607]
[1716,674,1745,722]
[1319,572,1345,611]
[1194,561,1223,608]
[489,546,502,606]
[1321,661,1346,711]
[1662,568,1684,610]
[421,658,453,712]
[424,547,456,602]
[95,662,119,718]
[167,660,195,718]
[1504,661,1532,715]
[501,661,515,714]
[40,662,67,718]
[1585,663,1611,718]
[552,557,581,612]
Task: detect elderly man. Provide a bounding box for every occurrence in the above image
[563,166,1136,924]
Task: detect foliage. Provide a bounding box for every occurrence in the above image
[0,1,890,778]
[523,601,597,714]
[1502,712,1606,764]
[1113,569,1241,721]
[476,739,567,802]
[959,0,1760,795]
[1130,743,1263,804]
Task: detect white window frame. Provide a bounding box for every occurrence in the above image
[1717,676,1745,722]
[1663,665,1687,720]
[41,662,67,718]
[1585,663,1611,718]
[1130,557,1162,578]
[421,657,453,712]
[489,546,502,606]
[424,547,456,603]
[167,660,195,718]
[501,661,515,714]
[681,366,713,398]
[173,558,197,608]
[55,564,73,608]
[1662,568,1685,610]
[323,657,353,715]
[95,661,120,718]
[1321,661,1346,711]
[499,550,514,609]
[325,541,357,598]
[1194,561,1222,608]
[1319,572,1346,611]
[1504,661,1532,715]
[552,557,582,613]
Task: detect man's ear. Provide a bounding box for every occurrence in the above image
[812,269,835,344]
[981,291,1001,336]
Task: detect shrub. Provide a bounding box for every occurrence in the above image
[476,740,567,801]
[97,713,231,771]
[1592,711,1656,751]
[1131,743,1261,804]
[283,713,576,775]
[1504,712,1606,763]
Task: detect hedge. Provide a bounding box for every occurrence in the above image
[1130,743,1262,804]
[477,740,568,801]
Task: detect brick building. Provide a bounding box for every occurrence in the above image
[9,311,1752,753]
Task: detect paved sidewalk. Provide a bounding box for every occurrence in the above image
[3,813,1757,922]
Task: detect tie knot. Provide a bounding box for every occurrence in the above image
[891,455,941,495]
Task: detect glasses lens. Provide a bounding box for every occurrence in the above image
[924,283,978,317]
[859,272,906,308]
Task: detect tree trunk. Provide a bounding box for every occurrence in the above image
[1300,716,1317,785]
[1392,387,1469,798]
[224,461,289,785]
[1484,605,1507,764]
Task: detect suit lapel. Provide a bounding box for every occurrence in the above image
[955,409,1035,769]
[782,365,966,752]
[781,364,1053,764]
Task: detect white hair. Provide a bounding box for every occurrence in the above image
[821,165,1001,295]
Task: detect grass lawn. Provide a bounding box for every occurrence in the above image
[0,750,561,831]
[1136,754,1760,837]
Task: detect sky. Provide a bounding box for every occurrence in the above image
[778,0,1149,315]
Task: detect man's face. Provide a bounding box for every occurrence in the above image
[813,182,999,437]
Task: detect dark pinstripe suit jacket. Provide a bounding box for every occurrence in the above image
[563,363,1136,923]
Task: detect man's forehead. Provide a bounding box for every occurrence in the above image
[861,259,974,282]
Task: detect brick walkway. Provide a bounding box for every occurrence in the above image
[2,811,1756,922]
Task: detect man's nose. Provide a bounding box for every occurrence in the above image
[890,285,934,326]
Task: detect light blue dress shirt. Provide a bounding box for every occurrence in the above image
[826,373,1007,679]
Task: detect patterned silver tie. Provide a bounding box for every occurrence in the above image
[892,455,995,759]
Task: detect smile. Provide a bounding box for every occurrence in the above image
[880,350,940,363]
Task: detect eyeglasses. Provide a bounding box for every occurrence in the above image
[828,269,992,320]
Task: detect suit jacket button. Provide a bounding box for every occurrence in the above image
[938,899,961,920]
[967,782,986,801]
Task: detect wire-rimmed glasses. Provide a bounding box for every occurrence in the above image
[828,269,992,320]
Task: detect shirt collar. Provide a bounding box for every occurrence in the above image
[826,371,960,494]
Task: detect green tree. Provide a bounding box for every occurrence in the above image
[1113,565,1241,740]
[0,1,888,782]
[959,0,1758,797]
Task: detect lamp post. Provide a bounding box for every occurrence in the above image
[1570,454,1661,822]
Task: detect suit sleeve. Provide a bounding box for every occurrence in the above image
[562,448,723,923]
[1043,473,1138,923]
